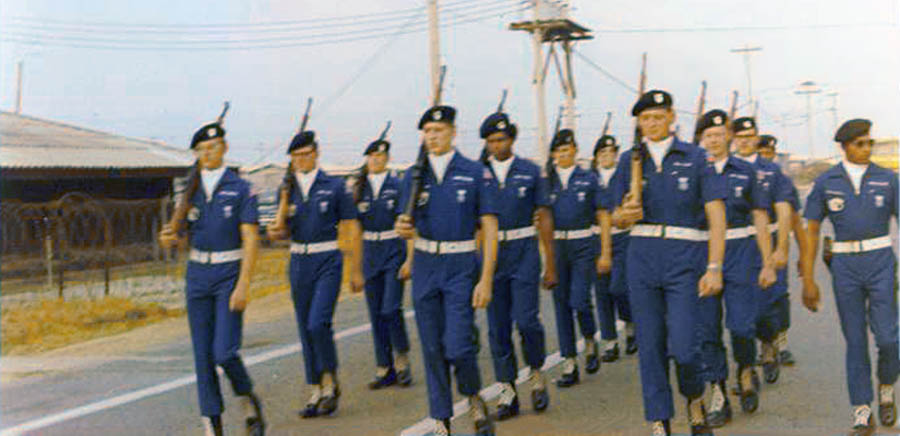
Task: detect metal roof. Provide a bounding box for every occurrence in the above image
[0,111,193,170]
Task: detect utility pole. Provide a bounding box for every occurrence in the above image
[426,0,441,104]
[529,0,548,162]
[794,80,822,158]
[16,60,23,114]
[730,45,762,114]
[510,1,592,162]
[826,91,839,131]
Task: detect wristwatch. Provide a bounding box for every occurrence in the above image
[706,263,722,273]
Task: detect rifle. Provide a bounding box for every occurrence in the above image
[692,81,707,143]
[627,53,647,210]
[355,121,392,203]
[601,111,612,137]
[480,89,509,164]
[167,101,229,239]
[273,98,313,232]
[544,105,565,191]
[403,65,447,218]
[729,90,739,120]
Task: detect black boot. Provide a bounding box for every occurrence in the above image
[244,392,266,436]
[202,415,223,436]
[879,384,896,426]
[705,382,732,428]
[555,361,580,388]
[470,395,495,435]
[601,343,620,362]
[688,399,714,436]
[368,367,397,390]
[319,382,341,416]
[495,383,520,421]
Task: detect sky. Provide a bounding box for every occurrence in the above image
[1,0,898,167]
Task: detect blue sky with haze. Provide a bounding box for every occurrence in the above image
[1,0,897,166]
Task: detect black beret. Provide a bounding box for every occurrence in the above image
[364,139,390,155]
[732,117,757,133]
[758,134,777,148]
[834,119,871,143]
[695,109,729,136]
[551,128,577,151]
[418,105,457,130]
[593,135,617,154]
[190,122,225,149]
[287,131,316,153]
[631,90,673,116]
[479,112,518,140]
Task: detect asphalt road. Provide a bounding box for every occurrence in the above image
[2,236,899,436]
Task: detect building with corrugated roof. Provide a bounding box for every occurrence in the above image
[1,111,193,202]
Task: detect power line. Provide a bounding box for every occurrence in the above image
[592,21,896,34]
[3,0,517,35]
[0,2,525,46]
[0,4,531,51]
[572,48,638,93]
[3,0,489,29]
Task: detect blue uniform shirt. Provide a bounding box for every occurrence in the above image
[610,137,726,228]
[400,151,500,241]
[548,165,605,230]
[288,170,357,243]
[803,163,898,241]
[720,156,769,228]
[187,168,258,251]
[357,172,403,232]
[490,157,550,230]
[750,157,794,219]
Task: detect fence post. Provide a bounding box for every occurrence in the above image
[44,231,54,291]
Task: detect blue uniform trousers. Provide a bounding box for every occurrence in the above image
[831,249,899,405]
[757,268,788,342]
[487,237,547,383]
[364,264,410,369]
[552,237,598,358]
[412,251,483,420]
[757,231,791,342]
[628,237,706,421]
[697,237,760,383]
[289,251,342,385]
[186,262,254,417]
[595,234,632,341]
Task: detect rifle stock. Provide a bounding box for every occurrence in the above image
[692,81,708,143]
[167,100,229,237]
[628,53,647,208]
[273,98,314,232]
[404,66,447,218]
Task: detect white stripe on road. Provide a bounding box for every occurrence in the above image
[0,311,415,436]
[400,338,589,436]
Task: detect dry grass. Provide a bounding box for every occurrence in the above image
[1,297,183,356]
[1,243,353,356]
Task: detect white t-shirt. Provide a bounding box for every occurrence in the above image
[200,166,226,200]
[428,150,454,184]
[645,136,674,171]
[295,167,319,199]
[598,166,616,187]
[367,171,387,197]
[842,159,869,194]
[556,164,576,190]
[490,155,514,186]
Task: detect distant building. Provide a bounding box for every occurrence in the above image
[0,111,192,261]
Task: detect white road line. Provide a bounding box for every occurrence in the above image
[0,311,415,436]
[400,338,589,436]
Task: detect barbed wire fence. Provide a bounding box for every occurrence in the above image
[0,192,294,307]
